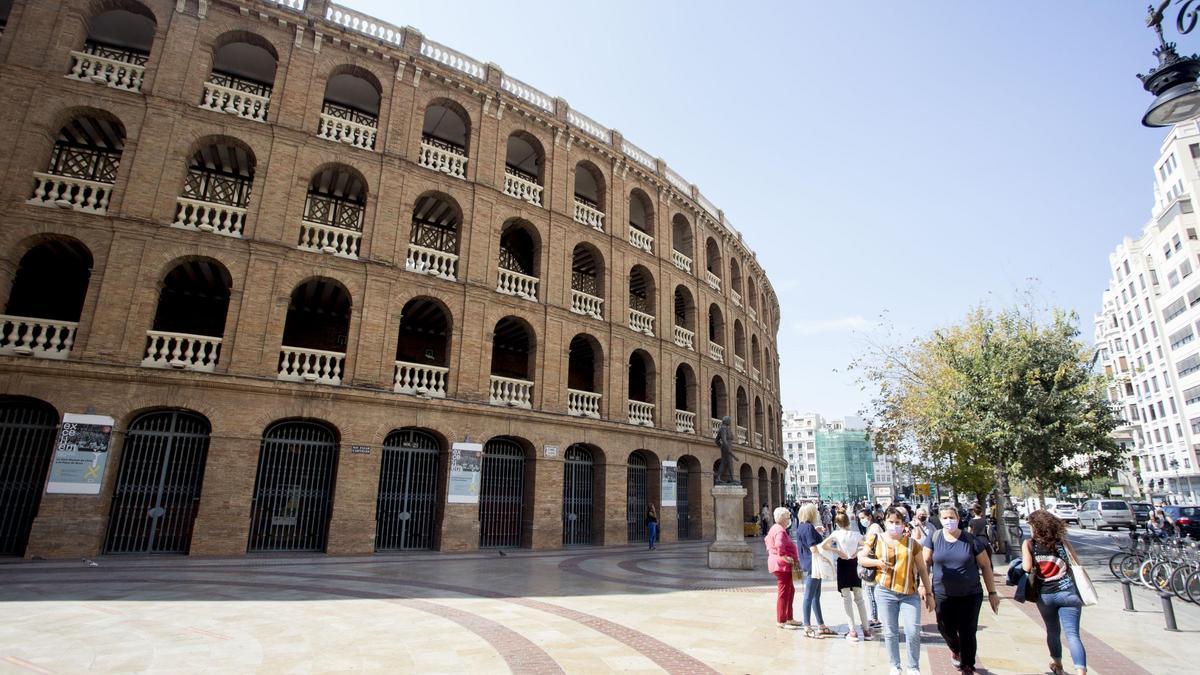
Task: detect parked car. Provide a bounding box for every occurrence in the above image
[1078,499,1136,530]
[1161,505,1200,539]
[1051,502,1079,524]
[1130,502,1153,526]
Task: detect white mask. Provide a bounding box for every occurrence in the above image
[859,518,871,528]
[942,518,959,532]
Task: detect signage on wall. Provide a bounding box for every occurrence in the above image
[46,413,115,495]
[661,460,678,507]
[447,442,483,504]
[543,445,559,458]
[351,445,371,455]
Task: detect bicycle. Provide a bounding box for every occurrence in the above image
[1108,531,1148,581]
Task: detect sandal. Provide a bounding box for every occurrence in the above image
[776,622,799,630]
[818,625,838,636]
[1049,663,1067,675]
[803,627,823,639]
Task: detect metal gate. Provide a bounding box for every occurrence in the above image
[562,444,594,545]
[0,399,58,557]
[627,452,648,542]
[104,410,210,554]
[247,421,338,553]
[376,428,440,551]
[479,437,524,548]
[677,464,691,540]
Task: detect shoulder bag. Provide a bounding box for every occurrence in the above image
[857,533,878,582]
[1064,543,1098,607]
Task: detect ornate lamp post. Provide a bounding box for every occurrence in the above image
[1139,1,1200,126]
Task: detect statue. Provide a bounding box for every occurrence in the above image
[1149,1,1173,48]
[713,415,739,484]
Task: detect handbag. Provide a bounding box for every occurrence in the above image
[813,549,837,580]
[857,533,878,582]
[1065,545,1098,607]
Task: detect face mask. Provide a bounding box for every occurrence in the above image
[942,519,959,532]
[886,523,905,537]
[859,518,871,528]
[917,516,927,522]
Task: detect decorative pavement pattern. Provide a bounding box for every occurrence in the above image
[1,539,1198,674]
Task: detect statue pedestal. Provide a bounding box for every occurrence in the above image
[708,484,754,569]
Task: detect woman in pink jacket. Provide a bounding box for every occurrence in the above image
[765,506,801,629]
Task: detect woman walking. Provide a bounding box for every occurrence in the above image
[821,512,872,641]
[858,506,935,675]
[1023,510,1087,675]
[923,506,1000,674]
[795,503,836,638]
[859,508,884,628]
[646,504,658,550]
[764,506,801,629]
[968,505,991,552]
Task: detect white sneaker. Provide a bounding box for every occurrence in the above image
[906,669,921,675]
[888,669,901,675]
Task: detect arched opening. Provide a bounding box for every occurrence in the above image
[626,449,660,543]
[29,112,125,214]
[628,189,654,253]
[566,334,602,418]
[754,397,765,448]
[104,409,211,554]
[569,243,604,319]
[202,35,278,122]
[407,193,461,280]
[740,463,754,521]
[393,297,451,398]
[318,69,381,150]
[736,387,749,445]
[729,258,743,302]
[705,238,722,290]
[771,467,781,506]
[503,132,544,205]
[628,265,655,336]
[707,304,725,363]
[573,162,605,231]
[627,350,655,427]
[676,455,702,540]
[673,285,696,351]
[143,258,231,372]
[173,137,255,237]
[0,1,12,34]
[674,363,697,433]
[747,277,759,317]
[0,397,59,556]
[496,220,540,301]
[247,419,339,553]
[671,214,694,271]
[709,375,728,432]
[733,320,747,372]
[1,238,93,359]
[419,101,469,179]
[562,443,598,546]
[278,277,351,385]
[489,317,534,407]
[300,165,366,259]
[67,4,155,92]
[758,467,769,512]
[376,428,442,551]
[479,436,532,549]
[751,334,762,381]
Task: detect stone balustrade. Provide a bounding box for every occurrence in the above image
[570,289,603,319]
[736,426,748,444]
[317,112,377,150]
[567,389,601,418]
[503,171,543,206]
[675,409,696,434]
[489,375,533,408]
[277,346,344,385]
[628,227,653,254]
[142,331,222,372]
[393,361,448,398]
[751,367,761,383]
[705,271,721,291]
[298,220,361,259]
[200,80,270,122]
[67,50,144,92]
[418,139,467,179]
[673,325,694,350]
[628,308,655,336]
[173,197,246,238]
[496,268,539,301]
[748,306,758,322]
[710,417,721,436]
[0,315,77,360]
[573,198,605,232]
[731,290,742,307]
[672,250,693,273]
[755,431,764,448]
[405,244,458,281]
[628,400,655,427]
[708,341,725,363]
[28,172,112,214]
[734,354,745,373]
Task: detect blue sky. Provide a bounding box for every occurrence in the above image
[351,0,1171,417]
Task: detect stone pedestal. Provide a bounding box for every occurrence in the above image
[708,484,753,569]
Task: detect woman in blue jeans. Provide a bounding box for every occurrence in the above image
[794,503,836,638]
[1022,510,1086,675]
[858,506,934,675]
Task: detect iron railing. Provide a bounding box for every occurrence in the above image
[303,192,364,231]
[627,454,648,542]
[0,400,58,556]
[246,421,338,552]
[375,429,439,551]
[47,143,121,183]
[562,444,594,546]
[479,438,524,548]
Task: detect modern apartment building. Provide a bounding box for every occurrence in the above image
[816,417,874,501]
[781,411,822,499]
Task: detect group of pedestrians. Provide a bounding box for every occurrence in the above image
[765,499,1089,675]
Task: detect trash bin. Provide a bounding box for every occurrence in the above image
[1001,509,1022,562]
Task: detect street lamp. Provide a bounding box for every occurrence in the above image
[1170,458,1181,505]
[1138,2,1200,127]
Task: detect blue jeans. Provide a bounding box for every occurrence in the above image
[864,582,878,620]
[876,587,921,670]
[647,522,658,549]
[1037,589,1086,670]
[802,575,824,625]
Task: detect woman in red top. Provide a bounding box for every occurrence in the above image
[765,506,801,629]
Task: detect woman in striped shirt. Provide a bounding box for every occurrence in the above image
[858,506,935,675]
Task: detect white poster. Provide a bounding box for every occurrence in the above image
[661,460,678,507]
[46,413,115,495]
[447,442,483,504]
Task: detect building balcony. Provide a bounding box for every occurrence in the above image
[496,268,539,301]
[573,198,605,232]
[570,289,603,319]
[317,102,377,151]
[418,136,467,179]
[628,308,655,337]
[405,244,458,281]
[298,220,361,259]
[0,315,77,360]
[28,172,113,215]
[66,43,146,93]
[393,361,448,398]
[736,425,748,444]
[710,417,721,436]
[628,227,653,254]
[567,389,601,418]
[672,250,693,273]
[752,367,761,383]
[734,354,745,373]
[675,409,696,433]
[755,431,764,448]
[277,346,344,385]
[489,375,533,408]
[503,167,543,206]
[673,325,695,351]
[731,290,742,307]
[708,341,725,363]
[142,331,221,373]
[705,271,721,292]
[200,75,270,123]
[748,306,758,322]
[628,400,655,427]
[172,197,246,238]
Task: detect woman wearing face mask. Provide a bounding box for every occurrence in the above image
[858,508,883,628]
[923,506,1000,674]
[858,506,935,675]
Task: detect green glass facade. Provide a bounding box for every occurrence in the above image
[816,430,874,501]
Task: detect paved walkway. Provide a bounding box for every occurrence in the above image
[0,539,1196,674]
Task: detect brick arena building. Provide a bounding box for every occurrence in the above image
[0,0,785,558]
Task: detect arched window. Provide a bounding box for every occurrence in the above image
[573,162,605,231]
[758,467,769,508]
[66,3,156,92]
[407,193,461,280]
[733,320,747,372]
[754,397,765,448]
[751,334,762,382]
[674,363,697,433]
[496,220,539,301]
[143,258,231,372]
[709,375,728,430]
[735,387,749,444]
[201,34,278,122]
[173,137,255,238]
[0,238,93,360]
[393,297,451,398]
[29,112,125,214]
[671,214,694,272]
[570,244,604,319]
[627,189,654,253]
[278,277,351,385]
[747,276,759,319]
[707,304,725,363]
[300,165,366,259]
[503,132,544,206]
[628,350,655,427]
[419,101,469,179]
[247,419,339,552]
[317,68,381,151]
[489,316,535,408]
[628,266,655,336]
[673,286,695,351]
[729,258,743,303]
[704,238,722,291]
[566,334,602,418]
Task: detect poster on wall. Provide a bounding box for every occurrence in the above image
[46,413,115,495]
[447,442,483,504]
[661,460,678,507]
